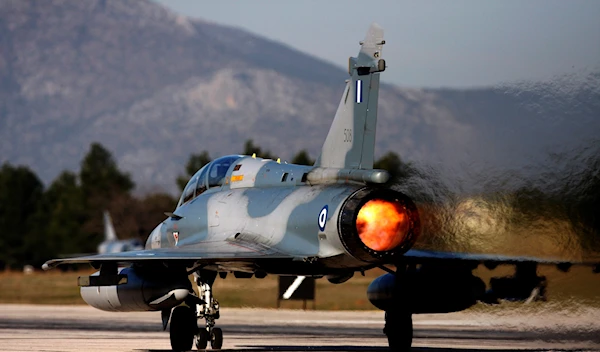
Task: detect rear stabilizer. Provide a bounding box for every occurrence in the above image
[315,23,386,170]
[103,210,117,242]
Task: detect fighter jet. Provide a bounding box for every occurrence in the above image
[97,211,144,254]
[44,23,598,351]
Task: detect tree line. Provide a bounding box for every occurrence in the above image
[0,141,413,269]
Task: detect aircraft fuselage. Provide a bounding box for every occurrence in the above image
[148,156,376,275]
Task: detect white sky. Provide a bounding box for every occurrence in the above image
[154,0,600,88]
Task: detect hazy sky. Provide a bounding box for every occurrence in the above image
[154,0,600,88]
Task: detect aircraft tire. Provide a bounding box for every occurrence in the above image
[384,311,412,351]
[195,329,209,350]
[210,327,223,349]
[170,306,196,351]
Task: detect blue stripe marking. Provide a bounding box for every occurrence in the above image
[356,80,362,103]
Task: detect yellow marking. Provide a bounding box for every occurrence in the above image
[231,175,244,182]
[252,153,256,158]
[277,158,281,164]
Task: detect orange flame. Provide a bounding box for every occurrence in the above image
[356,199,409,251]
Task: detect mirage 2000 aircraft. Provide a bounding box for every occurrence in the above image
[44,24,598,351]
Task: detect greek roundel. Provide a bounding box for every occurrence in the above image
[318,205,328,231]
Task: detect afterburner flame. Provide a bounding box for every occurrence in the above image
[356,199,409,251]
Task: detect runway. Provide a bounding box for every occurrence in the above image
[0,304,599,351]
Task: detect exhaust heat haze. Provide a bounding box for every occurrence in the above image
[356,199,409,251]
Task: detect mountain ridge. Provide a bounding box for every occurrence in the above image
[1,0,598,195]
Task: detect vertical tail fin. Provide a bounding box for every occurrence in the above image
[103,210,117,242]
[316,23,386,170]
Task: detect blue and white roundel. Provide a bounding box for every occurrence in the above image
[318,205,328,231]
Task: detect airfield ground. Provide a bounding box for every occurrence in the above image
[0,304,599,351]
[0,266,598,351]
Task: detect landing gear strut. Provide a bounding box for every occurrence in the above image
[194,270,223,350]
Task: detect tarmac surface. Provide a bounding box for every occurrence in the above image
[0,304,599,351]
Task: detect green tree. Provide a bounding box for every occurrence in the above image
[243,139,274,159]
[291,150,314,166]
[80,143,134,199]
[0,163,45,268]
[40,171,89,256]
[176,151,211,191]
[374,152,414,181]
[79,143,135,250]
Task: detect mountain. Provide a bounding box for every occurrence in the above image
[1,0,599,195]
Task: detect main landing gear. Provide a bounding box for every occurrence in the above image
[170,305,197,351]
[384,310,413,351]
[382,265,413,352]
[168,270,222,351]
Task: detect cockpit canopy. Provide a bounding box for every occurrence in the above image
[177,155,243,207]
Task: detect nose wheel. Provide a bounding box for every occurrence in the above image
[195,327,223,350]
[195,329,209,350]
[210,327,223,349]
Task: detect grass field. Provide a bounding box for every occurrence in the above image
[0,265,597,310]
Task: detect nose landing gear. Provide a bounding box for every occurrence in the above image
[195,271,223,350]
[168,270,223,351]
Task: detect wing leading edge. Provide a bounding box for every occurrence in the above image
[44,246,599,271]
[42,247,302,270]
